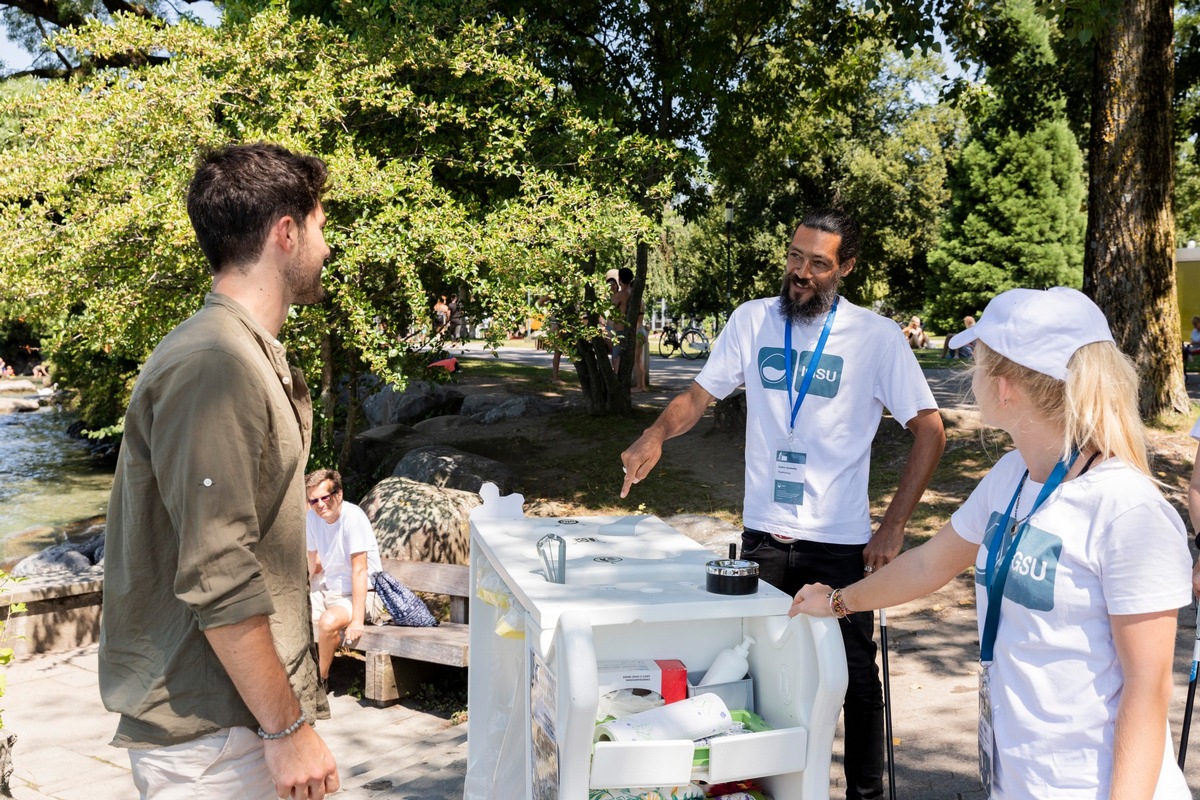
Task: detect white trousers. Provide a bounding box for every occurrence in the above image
[128,726,275,799]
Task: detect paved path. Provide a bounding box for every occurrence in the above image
[7,350,1200,799]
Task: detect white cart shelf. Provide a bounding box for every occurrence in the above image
[465,483,847,800]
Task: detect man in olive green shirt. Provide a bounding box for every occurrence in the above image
[99,144,339,799]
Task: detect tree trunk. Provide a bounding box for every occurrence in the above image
[1084,0,1189,417]
[572,257,633,415]
[319,331,336,455]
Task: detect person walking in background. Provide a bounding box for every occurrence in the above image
[447,293,465,341]
[433,295,450,336]
[792,287,1192,799]
[620,207,945,800]
[98,143,340,799]
[305,468,385,691]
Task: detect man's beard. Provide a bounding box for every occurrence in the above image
[287,243,327,306]
[779,276,837,324]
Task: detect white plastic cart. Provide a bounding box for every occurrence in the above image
[465,483,848,800]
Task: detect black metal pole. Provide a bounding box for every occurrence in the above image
[880,608,897,800]
[1179,599,1200,768]
[724,202,733,323]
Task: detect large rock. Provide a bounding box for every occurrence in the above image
[13,532,105,578]
[0,398,39,414]
[478,395,559,425]
[0,380,36,394]
[459,393,511,418]
[391,445,517,495]
[412,415,480,432]
[360,478,479,565]
[361,381,465,428]
[346,423,416,478]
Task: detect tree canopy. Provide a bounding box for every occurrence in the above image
[0,7,664,458]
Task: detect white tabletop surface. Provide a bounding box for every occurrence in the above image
[470,514,792,631]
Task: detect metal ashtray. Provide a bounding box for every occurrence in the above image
[705,559,760,595]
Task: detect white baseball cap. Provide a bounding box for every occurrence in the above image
[948,287,1114,381]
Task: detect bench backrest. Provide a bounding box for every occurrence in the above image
[380,558,470,624]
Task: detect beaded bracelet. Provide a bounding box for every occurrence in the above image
[257,712,309,741]
[828,588,850,619]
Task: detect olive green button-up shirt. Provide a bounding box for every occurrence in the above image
[99,293,322,747]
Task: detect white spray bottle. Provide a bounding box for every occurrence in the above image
[698,634,755,686]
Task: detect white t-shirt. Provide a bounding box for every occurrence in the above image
[696,296,936,543]
[1190,415,1200,440]
[951,451,1192,799]
[306,502,384,595]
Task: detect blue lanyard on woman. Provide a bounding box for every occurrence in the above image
[783,298,838,435]
[979,451,1078,663]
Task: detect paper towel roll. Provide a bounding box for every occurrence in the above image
[594,693,733,743]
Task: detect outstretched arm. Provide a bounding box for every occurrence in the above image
[863,408,946,572]
[619,382,715,498]
[790,521,977,618]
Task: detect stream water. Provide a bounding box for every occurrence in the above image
[0,406,114,562]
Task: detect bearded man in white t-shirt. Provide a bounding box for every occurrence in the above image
[305,469,385,689]
[620,207,946,800]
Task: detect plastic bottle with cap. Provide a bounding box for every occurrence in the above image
[698,635,755,686]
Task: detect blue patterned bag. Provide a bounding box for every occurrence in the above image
[372,571,439,627]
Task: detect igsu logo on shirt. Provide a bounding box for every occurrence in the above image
[976,512,1061,612]
[757,348,844,398]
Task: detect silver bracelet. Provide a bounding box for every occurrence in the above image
[257,712,309,741]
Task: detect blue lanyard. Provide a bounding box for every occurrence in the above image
[783,298,838,435]
[979,452,1078,663]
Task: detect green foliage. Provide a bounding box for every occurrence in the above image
[705,37,962,315]
[1176,3,1200,244]
[922,1,1086,332]
[1178,138,1200,246]
[926,118,1085,328]
[0,9,660,445]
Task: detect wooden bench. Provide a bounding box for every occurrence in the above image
[350,558,470,706]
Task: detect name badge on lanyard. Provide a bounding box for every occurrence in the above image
[976,454,1076,792]
[773,299,837,506]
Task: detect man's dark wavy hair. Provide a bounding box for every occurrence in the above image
[187,143,328,274]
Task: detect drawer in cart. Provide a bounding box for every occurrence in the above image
[589,712,808,788]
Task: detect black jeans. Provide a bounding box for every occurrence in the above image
[741,529,885,800]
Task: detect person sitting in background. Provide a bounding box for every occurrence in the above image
[1184,315,1200,361]
[943,315,977,359]
[901,315,929,349]
[305,468,385,691]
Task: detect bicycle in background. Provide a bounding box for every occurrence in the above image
[655,319,710,360]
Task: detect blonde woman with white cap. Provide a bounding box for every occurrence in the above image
[791,287,1192,799]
